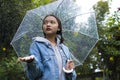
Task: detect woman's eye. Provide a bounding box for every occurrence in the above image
[43,20,56,24]
[51,21,55,24]
[43,21,48,24]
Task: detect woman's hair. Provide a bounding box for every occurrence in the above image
[42,14,64,43]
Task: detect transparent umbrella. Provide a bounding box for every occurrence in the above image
[11,0,99,68]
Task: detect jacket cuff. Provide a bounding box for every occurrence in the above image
[63,67,73,73]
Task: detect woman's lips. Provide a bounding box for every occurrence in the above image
[46,28,51,31]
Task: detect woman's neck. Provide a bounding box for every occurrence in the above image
[46,35,57,46]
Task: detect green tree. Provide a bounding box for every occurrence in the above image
[76,1,109,80]
[93,1,120,80]
[103,9,120,80]
[0,0,33,51]
[0,0,54,79]
[0,51,26,80]
[0,0,53,50]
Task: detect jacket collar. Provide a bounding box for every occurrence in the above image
[32,36,62,47]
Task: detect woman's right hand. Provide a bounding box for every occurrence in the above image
[18,55,34,63]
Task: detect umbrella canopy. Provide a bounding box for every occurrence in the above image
[11,0,99,67]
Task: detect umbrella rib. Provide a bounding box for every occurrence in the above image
[11,31,29,43]
[27,10,43,20]
[11,30,44,44]
[63,30,99,39]
[62,11,95,24]
[55,0,65,15]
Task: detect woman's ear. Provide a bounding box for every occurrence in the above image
[57,29,60,34]
[57,28,60,31]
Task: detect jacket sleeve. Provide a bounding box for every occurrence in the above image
[72,70,77,80]
[26,42,44,80]
[62,44,77,80]
[64,65,77,80]
[65,70,77,80]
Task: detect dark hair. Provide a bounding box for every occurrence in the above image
[42,14,64,43]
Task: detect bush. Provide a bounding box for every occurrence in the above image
[0,50,27,80]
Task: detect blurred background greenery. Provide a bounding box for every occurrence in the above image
[0,0,120,80]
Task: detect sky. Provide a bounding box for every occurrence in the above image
[109,0,120,13]
[76,0,120,14]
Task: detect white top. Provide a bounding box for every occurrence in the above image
[52,45,65,80]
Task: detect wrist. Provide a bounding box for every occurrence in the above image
[63,67,73,73]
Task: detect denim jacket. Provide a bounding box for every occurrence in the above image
[26,37,76,80]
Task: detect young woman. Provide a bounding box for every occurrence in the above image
[18,14,77,80]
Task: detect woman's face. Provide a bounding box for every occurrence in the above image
[43,16,60,36]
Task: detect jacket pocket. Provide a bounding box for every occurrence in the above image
[42,57,51,64]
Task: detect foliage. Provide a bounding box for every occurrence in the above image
[93,0,109,25]
[77,4,120,79]
[0,0,54,49]
[0,0,33,48]
[93,0,120,79]
[31,0,54,7]
[103,9,120,80]
[0,0,54,79]
[0,50,27,80]
[76,0,110,79]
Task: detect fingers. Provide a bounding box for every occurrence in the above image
[17,57,21,63]
[68,61,75,69]
[65,60,75,70]
[18,56,34,62]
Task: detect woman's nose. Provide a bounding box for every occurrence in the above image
[46,22,51,26]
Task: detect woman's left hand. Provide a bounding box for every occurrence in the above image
[65,60,75,70]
